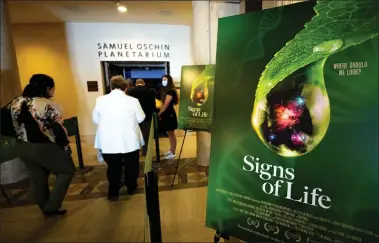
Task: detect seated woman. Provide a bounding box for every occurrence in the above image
[8,74,76,217]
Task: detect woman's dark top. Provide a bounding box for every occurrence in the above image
[160,89,178,131]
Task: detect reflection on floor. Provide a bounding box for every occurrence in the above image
[0,133,200,208]
[0,187,216,242]
[0,159,207,208]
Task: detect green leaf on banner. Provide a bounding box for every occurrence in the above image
[255,0,379,104]
[190,65,216,101]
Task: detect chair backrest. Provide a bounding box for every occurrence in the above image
[63,117,78,137]
[0,136,30,186]
[0,136,18,165]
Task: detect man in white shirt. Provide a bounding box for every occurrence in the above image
[93,75,145,201]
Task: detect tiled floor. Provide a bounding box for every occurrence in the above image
[0,132,201,208]
[71,131,197,167]
[0,158,207,208]
[0,187,217,242]
[0,132,218,242]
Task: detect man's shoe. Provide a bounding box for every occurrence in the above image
[43,209,67,217]
[127,188,137,195]
[107,196,119,201]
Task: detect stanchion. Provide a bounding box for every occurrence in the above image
[63,117,93,174]
[74,126,93,174]
[144,114,162,243]
[145,171,162,242]
[170,130,190,187]
[153,113,160,163]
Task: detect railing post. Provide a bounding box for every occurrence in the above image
[153,113,160,162]
[73,117,84,169]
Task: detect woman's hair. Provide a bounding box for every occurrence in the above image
[22,74,55,98]
[110,75,128,90]
[160,75,178,104]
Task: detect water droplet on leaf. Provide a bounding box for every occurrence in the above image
[313,39,344,54]
[252,59,330,157]
[191,76,210,106]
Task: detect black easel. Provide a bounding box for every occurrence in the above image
[214,231,230,243]
[170,130,193,186]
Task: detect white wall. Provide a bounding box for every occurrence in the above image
[191,2,240,166]
[63,23,192,135]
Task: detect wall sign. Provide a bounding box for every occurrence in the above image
[97,42,170,59]
[87,81,98,92]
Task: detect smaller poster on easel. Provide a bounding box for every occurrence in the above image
[178,65,216,132]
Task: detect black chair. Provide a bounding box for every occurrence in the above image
[0,186,11,205]
[0,136,18,205]
[63,117,93,174]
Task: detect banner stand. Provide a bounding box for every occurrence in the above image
[213,231,230,243]
[170,130,195,187]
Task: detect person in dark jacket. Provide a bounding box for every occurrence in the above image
[126,78,134,88]
[127,79,156,155]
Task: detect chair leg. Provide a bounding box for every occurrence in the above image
[0,186,12,205]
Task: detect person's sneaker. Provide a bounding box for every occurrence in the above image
[162,151,172,156]
[163,153,176,160]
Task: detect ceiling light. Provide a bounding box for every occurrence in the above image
[117,3,127,13]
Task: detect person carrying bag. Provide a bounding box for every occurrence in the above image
[5,74,76,217]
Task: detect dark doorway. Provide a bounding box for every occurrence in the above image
[101,61,170,95]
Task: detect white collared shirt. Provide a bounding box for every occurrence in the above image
[93,89,146,154]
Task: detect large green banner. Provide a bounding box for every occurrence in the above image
[178,65,215,131]
[206,1,379,243]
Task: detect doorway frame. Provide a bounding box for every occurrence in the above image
[100,61,170,94]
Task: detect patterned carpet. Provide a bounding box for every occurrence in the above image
[0,157,207,208]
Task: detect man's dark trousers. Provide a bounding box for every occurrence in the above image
[103,150,140,197]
